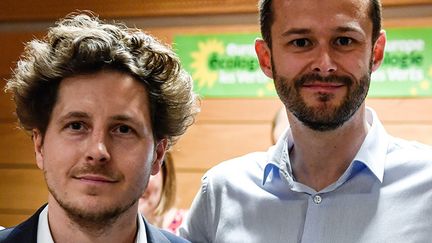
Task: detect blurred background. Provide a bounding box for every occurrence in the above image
[1,0,432,227]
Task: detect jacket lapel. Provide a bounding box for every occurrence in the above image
[0,204,46,243]
[143,217,171,243]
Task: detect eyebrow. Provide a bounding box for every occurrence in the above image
[59,111,91,122]
[58,113,143,127]
[281,26,364,37]
[111,114,145,129]
[335,26,364,34]
[282,28,312,37]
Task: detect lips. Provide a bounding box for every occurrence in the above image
[302,82,345,92]
[70,164,122,184]
[303,82,344,88]
[74,174,118,183]
[295,73,353,90]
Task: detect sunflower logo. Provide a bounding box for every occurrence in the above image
[190,39,225,88]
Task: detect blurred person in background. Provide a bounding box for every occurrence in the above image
[0,12,198,243]
[139,152,188,235]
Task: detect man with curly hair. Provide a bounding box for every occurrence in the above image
[0,12,198,243]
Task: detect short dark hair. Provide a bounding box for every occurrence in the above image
[259,0,382,48]
[5,12,199,147]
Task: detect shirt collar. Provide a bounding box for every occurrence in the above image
[136,209,148,243]
[352,107,388,182]
[263,124,294,185]
[263,107,388,186]
[37,205,53,243]
[37,205,148,243]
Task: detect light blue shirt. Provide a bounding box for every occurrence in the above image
[180,108,432,243]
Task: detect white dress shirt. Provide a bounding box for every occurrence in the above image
[37,205,147,243]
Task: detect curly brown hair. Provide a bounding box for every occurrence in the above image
[5,12,199,147]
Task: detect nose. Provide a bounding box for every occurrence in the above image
[86,132,111,163]
[311,46,337,75]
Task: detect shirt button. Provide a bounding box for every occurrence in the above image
[313,195,322,204]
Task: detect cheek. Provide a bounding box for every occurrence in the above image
[114,141,155,172]
[272,53,305,78]
[123,140,155,161]
[351,59,371,80]
[341,51,372,76]
[41,126,88,164]
[41,137,76,172]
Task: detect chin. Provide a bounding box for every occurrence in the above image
[64,198,136,228]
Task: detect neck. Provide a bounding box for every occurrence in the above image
[47,197,139,243]
[288,106,369,191]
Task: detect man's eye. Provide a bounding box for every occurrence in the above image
[68,122,83,130]
[115,125,133,134]
[291,39,311,47]
[335,37,353,46]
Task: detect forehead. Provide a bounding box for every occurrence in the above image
[271,0,371,33]
[55,70,150,120]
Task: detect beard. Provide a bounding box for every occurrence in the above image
[273,64,371,131]
[45,163,149,234]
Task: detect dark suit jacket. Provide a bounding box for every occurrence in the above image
[0,205,190,243]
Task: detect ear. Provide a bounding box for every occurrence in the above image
[150,138,168,175]
[371,30,386,72]
[32,129,44,170]
[255,38,273,78]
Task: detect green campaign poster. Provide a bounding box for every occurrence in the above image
[174,27,432,98]
[174,33,275,98]
[370,28,432,97]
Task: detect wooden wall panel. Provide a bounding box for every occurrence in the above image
[382,0,432,6]
[197,98,282,122]
[385,124,432,144]
[0,32,43,78]
[366,98,432,122]
[0,168,47,211]
[0,0,431,22]
[0,80,15,122]
[0,0,258,22]
[0,214,33,228]
[176,171,203,209]
[384,17,432,28]
[0,123,34,165]
[172,123,272,170]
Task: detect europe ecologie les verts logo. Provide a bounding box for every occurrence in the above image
[174,34,276,98]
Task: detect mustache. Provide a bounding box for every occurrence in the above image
[295,73,354,87]
[70,164,122,181]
